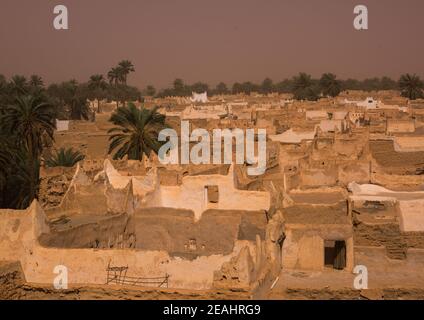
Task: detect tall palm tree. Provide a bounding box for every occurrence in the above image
[45,147,85,167]
[108,102,167,160]
[320,73,341,97]
[88,74,108,112]
[0,95,55,208]
[107,67,125,85]
[399,74,424,100]
[118,60,135,85]
[88,74,107,90]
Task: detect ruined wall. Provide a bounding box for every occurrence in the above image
[402,232,424,249]
[39,166,76,208]
[371,172,424,190]
[134,208,267,258]
[213,213,285,290]
[338,161,370,186]
[352,219,407,260]
[38,213,135,249]
[0,202,257,290]
[299,167,338,188]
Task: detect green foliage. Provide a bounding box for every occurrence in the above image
[47,80,91,120]
[292,73,320,101]
[118,60,135,85]
[108,60,135,86]
[1,95,55,158]
[214,82,228,95]
[144,85,156,97]
[261,78,274,94]
[399,74,424,100]
[320,73,341,97]
[108,103,167,160]
[0,93,54,209]
[45,148,85,167]
[191,82,209,94]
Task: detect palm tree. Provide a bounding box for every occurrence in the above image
[29,75,44,88]
[45,147,85,167]
[108,102,167,160]
[292,73,320,101]
[118,60,135,85]
[88,74,108,112]
[107,67,125,85]
[70,94,91,120]
[215,82,228,95]
[320,73,341,97]
[10,75,28,95]
[261,78,274,94]
[1,95,55,159]
[0,136,11,193]
[0,95,55,208]
[399,74,424,100]
[144,85,156,97]
[88,74,107,90]
[10,147,40,209]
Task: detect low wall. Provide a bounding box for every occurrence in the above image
[0,201,254,290]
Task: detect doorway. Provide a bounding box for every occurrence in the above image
[324,240,346,270]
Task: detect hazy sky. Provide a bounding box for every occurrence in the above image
[0,0,423,89]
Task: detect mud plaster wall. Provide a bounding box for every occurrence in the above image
[338,161,370,186]
[38,213,134,249]
[143,168,270,221]
[371,172,424,189]
[282,225,354,271]
[387,120,415,133]
[353,221,402,247]
[0,202,257,290]
[354,222,424,250]
[134,208,267,258]
[403,232,424,249]
[300,167,338,188]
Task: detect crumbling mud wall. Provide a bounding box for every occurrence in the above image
[39,166,77,208]
[352,220,407,260]
[402,232,424,249]
[0,201,267,290]
[134,208,267,258]
[213,212,285,291]
[299,167,338,188]
[38,213,135,249]
[371,171,424,190]
[45,161,136,218]
[338,161,370,186]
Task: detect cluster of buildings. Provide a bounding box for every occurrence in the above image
[1,90,424,299]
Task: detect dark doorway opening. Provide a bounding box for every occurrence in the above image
[324,240,346,270]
